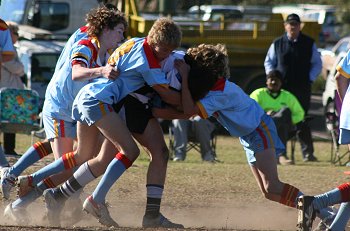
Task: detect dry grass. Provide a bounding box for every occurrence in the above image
[0,134,349,230]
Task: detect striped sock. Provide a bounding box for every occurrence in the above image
[59,162,96,199]
[279,183,301,208]
[92,153,132,203]
[145,184,163,218]
[31,152,77,185]
[10,141,52,176]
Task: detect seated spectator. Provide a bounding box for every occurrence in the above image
[250,70,318,165]
[172,116,216,162]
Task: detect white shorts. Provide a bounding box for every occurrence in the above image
[43,115,77,140]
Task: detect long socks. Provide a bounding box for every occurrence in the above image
[30,152,77,185]
[279,183,302,207]
[329,202,350,231]
[279,183,333,219]
[144,184,163,218]
[92,153,132,203]
[9,141,52,177]
[54,162,96,201]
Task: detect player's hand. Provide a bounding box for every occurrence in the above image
[174,59,190,80]
[101,64,120,80]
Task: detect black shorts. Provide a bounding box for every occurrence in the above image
[112,95,153,134]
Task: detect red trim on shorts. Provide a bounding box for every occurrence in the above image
[338,183,350,202]
[115,153,132,169]
[59,120,66,137]
[256,127,268,149]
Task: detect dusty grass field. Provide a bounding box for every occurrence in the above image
[0,134,349,230]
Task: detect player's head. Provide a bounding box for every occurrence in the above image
[186,43,229,80]
[187,64,216,101]
[185,43,229,100]
[147,18,182,61]
[85,5,127,38]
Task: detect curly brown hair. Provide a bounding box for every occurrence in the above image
[186,44,230,81]
[185,44,230,101]
[147,17,182,49]
[86,6,128,38]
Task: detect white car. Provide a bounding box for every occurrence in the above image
[322,51,347,113]
[17,39,64,109]
[319,36,350,80]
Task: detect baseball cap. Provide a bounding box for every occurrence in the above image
[285,13,301,24]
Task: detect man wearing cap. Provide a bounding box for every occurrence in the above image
[264,13,321,162]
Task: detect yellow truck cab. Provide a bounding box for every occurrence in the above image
[126,1,321,93]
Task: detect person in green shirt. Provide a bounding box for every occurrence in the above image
[250,70,317,165]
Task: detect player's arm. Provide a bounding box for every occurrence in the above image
[152,107,191,120]
[174,59,200,116]
[152,84,181,107]
[72,63,119,81]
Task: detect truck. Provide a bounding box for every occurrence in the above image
[1,0,321,94]
[122,0,322,93]
[0,0,100,39]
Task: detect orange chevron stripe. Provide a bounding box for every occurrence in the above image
[43,177,56,188]
[62,152,77,169]
[34,142,49,158]
[261,120,274,149]
[99,101,107,115]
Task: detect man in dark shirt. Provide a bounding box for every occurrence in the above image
[264,13,322,161]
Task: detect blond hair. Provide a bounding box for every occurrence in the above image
[147,17,182,49]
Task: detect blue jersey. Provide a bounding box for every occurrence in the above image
[197,79,265,137]
[55,26,88,71]
[0,19,15,56]
[336,51,350,130]
[81,37,169,105]
[43,37,109,122]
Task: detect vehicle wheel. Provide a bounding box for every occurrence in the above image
[245,76,266,94]
[324,98,335,128]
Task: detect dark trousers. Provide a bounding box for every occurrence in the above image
[3,133,16,154]
[271,107,314,158]
[296,121,314,158]
[271,107,293,156]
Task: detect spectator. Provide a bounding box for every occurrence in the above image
[172,116,216,162]
[250,70,315,164]
[0,18,16,167]
[264,13,322,162]
[1,21,25,156]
